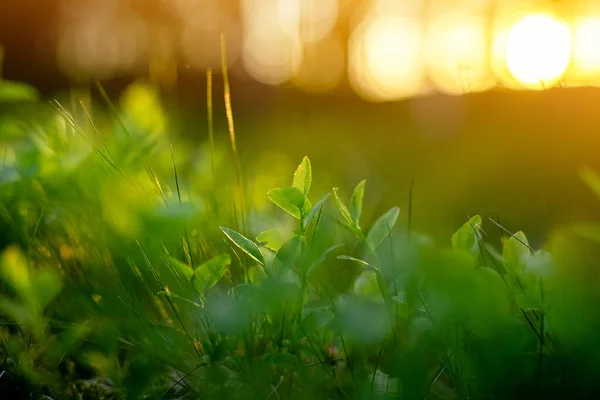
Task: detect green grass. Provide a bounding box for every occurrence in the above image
[3,78,600,399]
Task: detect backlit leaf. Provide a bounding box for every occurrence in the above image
[337,255,376,270]
[256,229,293,252]
[349,180,366,227]
[267,187,311,220]
[167,256,194,281]
[332,187,352,224]
[302,192,330,230]
[366,207,400,252]
[451,215,482,256]
[292,156,312,195]
[503,231,531,274]
[220,227,265,265]
[192,254,231,293]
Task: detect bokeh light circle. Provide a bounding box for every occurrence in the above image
[506,15,572,88]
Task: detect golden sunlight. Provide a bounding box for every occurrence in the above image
[349,16,425,101]
[571,17,600,82]
[505,14,572,88]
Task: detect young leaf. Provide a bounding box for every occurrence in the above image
[192,254,231,294]
[292,156,312,195]
[503,231,531,274]
[334,216,364,239]
[267,187,311,220]
[332,187,352,224]
[167,256,194,281]
[349,180,366,227]
[256,229,293,252]
[220,227,265,265]
[366,207,400,252]
[451,215,482,256]
[302,192,330,230]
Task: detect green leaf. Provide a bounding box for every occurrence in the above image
[332,187,352,224]
[0,80,39,102]
[353,271,383,302]
[192,254,231,294]
[526,250,554,277]
[256,229,293,252]
[337,255,376,271]
[306,245,344,277]
[366,207,400,252]
[167,256,194,281]
[350,180,366,227]
[334,216,364,239]
[580,167,600,200]
[267,187,311,220]
[503,231,531,274]
[391,292,407,304]
[220,227,265,265]
[451,215,482,256]
[302,192,330,230]
[273,236,305,270]
[292,156,312,195]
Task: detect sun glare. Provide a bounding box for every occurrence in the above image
[572,17,600,80]
[506,14,572,88]
[54,2,600,99]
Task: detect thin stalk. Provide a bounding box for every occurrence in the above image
[371,340,385,394]
[136,241,201,358]
[163,362,205,397]
[171,145,195,269]
[537,279,545,384]
[423,362,446,399]
[221,34,246,233]
[95,81,130,137]
[207,68,219,218]
[408,177,414,240]
[327,295,357,391]
[79,100,115,163]
[207,68,216,183]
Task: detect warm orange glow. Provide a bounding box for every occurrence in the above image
[241,0,303,85]
[505,15,572,88]
[349,16,426,101]
[425,12,495,95]
[53,1,600,99]
[572,17,600,80]
[292,35,345,93]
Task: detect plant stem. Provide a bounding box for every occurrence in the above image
[221,34,246,234]
[206,68,219,218]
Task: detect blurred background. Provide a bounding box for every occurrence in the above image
[3,0,600,245]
